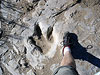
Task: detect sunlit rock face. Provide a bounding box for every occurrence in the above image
[0,0,100,75]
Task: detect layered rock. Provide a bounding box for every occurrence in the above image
[0,0,100,75]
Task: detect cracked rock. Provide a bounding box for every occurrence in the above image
[0,0,100,75]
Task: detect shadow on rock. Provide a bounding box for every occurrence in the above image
[70,33,100,68]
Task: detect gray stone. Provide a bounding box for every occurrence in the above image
[0,44,9,55]
[0,0,100,75]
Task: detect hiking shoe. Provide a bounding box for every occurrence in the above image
[63,32,73,47]
[62,32,74,56]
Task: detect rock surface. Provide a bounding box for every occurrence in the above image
[0,0,100,75]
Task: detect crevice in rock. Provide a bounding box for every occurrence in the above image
[16,0,20,2]
[28,36,36,45]
[32,0,40,3]
[77,0,82,3]
[28,36,43,53]
[18,60,22,67]
[0,16,29,29]
[0,29,3,39]
[0,66,4,73]
[47,26,53,41]
[27,3,38,12]
[24,47,27,54]
[33,24,42,39]
[24,62,29,68]
[52,0,81,17]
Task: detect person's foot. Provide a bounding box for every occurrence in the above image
[62,32,73,56]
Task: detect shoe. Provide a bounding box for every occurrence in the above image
[62,32,73,56]
[63,32,73,47]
